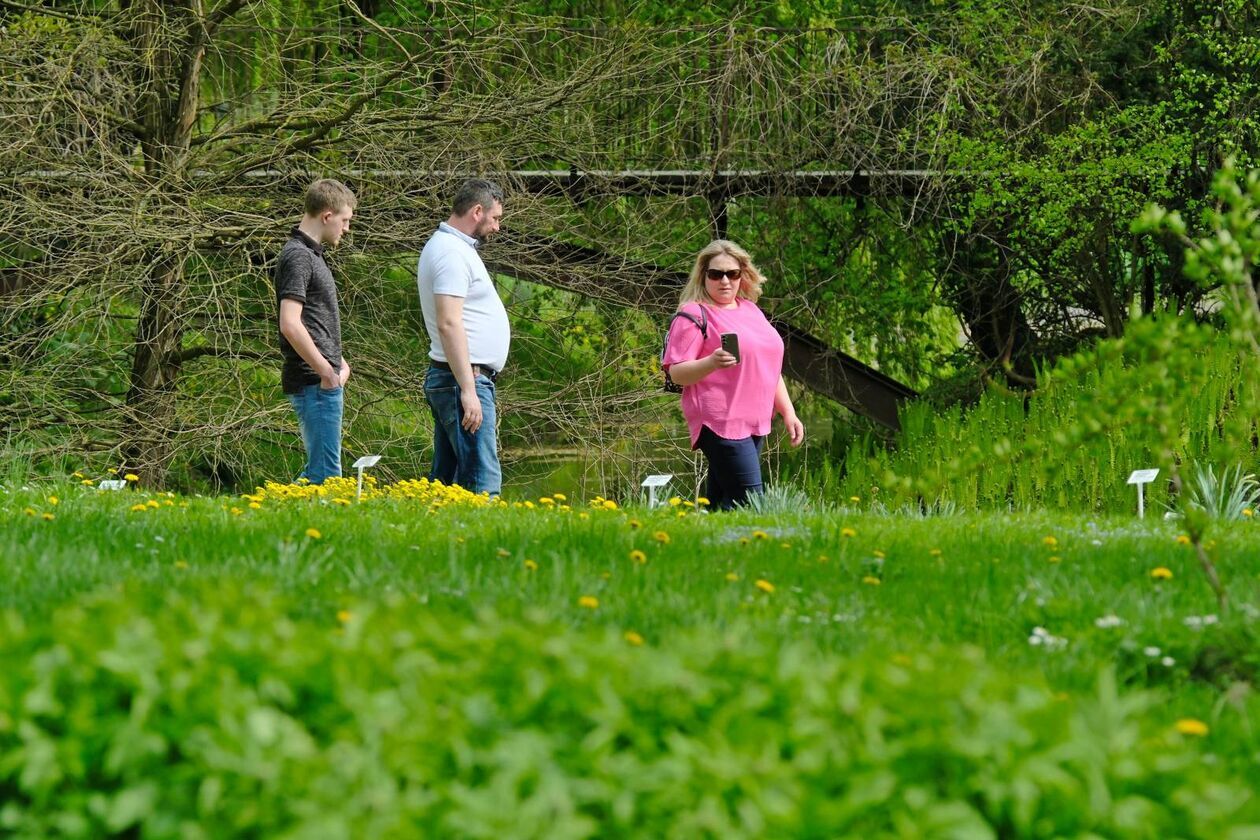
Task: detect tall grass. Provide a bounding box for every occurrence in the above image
[829,336,1254,513]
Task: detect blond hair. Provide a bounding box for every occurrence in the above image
[678,239,765,309]
[304,179,357,217]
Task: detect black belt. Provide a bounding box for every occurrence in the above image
[431,359,498,382]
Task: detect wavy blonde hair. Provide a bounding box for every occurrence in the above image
[678,239,765,308]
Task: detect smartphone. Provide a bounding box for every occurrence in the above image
[720,332,741,364]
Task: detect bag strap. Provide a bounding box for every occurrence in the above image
[669,305,708,339]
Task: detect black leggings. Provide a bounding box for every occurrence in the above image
[697,425,765,510]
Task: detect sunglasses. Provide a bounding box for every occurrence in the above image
[705,267,742,282]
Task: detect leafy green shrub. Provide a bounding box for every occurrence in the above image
[0,583,1256,838]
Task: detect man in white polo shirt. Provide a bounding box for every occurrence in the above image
[417,179,509,495]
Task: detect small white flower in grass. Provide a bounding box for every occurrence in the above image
[1161,656,1176,667]
[1094,615,1124,629]
[1028,626,1068,651]
[1143,646,1161,657]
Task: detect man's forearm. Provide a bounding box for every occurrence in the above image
[282,321,337,379]
[437,321,477,392]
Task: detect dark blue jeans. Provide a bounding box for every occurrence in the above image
[697,425,765,510]
[423,366,501,495]
[287,383,343,485]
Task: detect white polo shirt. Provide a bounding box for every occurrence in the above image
[417,222,511,373]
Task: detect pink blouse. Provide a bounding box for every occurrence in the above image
[662,298,785,448]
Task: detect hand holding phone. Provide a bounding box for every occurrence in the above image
[720,332,741,364]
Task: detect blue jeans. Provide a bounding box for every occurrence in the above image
[287,383,343,485]
[697,425,765,510]
[423,366,501,495]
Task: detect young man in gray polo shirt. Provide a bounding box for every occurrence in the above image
[417,179,509,495]
[275,179,356,485]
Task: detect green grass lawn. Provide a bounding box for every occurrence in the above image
[2,479,1258,837]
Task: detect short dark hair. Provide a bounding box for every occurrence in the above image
[452,178,504,216]
[304,179,357,216]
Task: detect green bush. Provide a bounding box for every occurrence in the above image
[1,583,1256,838]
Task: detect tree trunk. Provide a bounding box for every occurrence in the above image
[944,226,1038,386]
[120,0,206,484]
[122,254,187,478]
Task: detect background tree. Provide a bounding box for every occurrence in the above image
[2,0,1255,493]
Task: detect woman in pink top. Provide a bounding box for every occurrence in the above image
[662,240,805,509]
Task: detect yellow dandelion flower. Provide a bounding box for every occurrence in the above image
[668,496,682,507]
[579,512,589,520]
[163,500,174,506]
[578,595,599,609]
[539,497,555,505]
[248,502,262,510]
[841,527,856,538]
[862,576,882,586]
[653,530,671,544]
[696,497,710,507]
[146,499,159,509]
[72,471,84,479]
[725,572,739,582]
[627,518,642,529]
[1244,508,1254,518]
[230,507,243,516]
[752,530,769,540]
[624,631,644,646]
[873,549,885,559]
[305,528,322,539]
[553,493,567,501]
[1151,566,1173,580]
[47,495,59,506]
[23,507,35,516]
[336,610,352,623]
[1174,718,1208,736]
[41,513,55,521]
[929,548,942,557]
[1043,536,1058,548]
[497,548,511,558]
[174,560,189,570]
[523,501,536,509]
[779,542,791,549]
[1175,534,1191,545]
[129,503,146,512]
[602,499,618,510]
[332,498,351,506]
[1047,555,1061,564]
[739,537,750,545]
[524,559,539,571]
[849,496,861,503]
[80,479,94,486]
[629,549,647,564]
[755,579,775,593]
[124,473,139,482]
